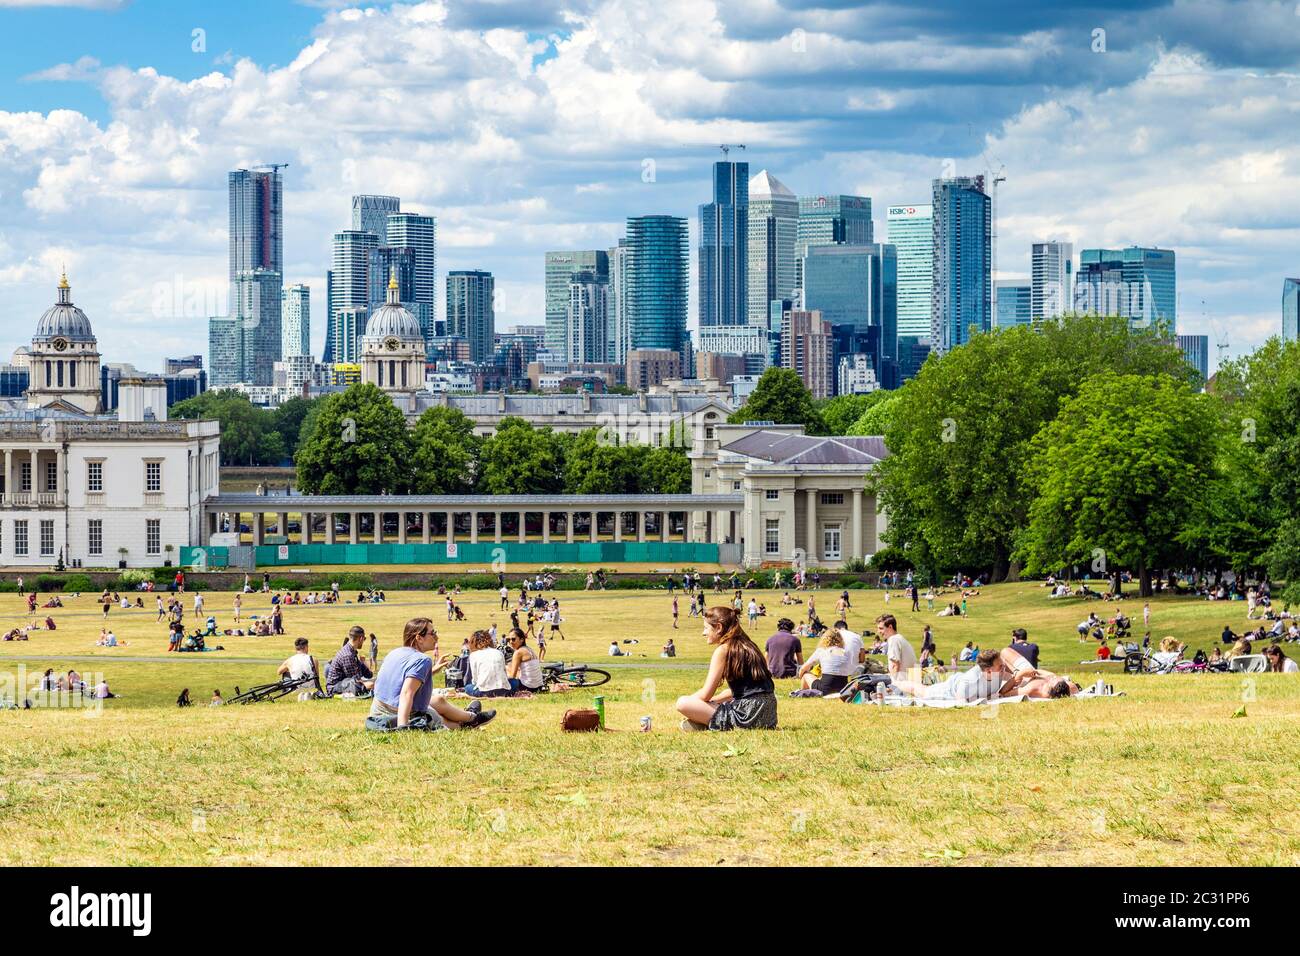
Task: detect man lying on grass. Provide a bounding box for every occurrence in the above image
[890,646,1042,703]
[366,618,495,732]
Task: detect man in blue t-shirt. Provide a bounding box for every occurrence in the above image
[368,619,495,731]
[1008,628,1040,669]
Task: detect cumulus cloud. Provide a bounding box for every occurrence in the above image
[0,0,1294,369]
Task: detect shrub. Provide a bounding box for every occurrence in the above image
[63,574,94,593]
[868,547,912,572]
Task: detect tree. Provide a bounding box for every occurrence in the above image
[871,314,1195,580]
[477,417,566,494]
[641,445,692,493]
[819,392,887,435]
[294,383,414,494]
[272,396,319,459]
[728,368,826,433]
[1016,373,1220,596]
[847,390,902,436]
[171,389,284,466]
[410,406,481,495]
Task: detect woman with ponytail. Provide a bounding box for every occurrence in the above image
[675,605,778,731]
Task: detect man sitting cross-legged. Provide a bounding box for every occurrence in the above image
[326,626,376,697]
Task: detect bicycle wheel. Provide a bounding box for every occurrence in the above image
[554,667,611,688]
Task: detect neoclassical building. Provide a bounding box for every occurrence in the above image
[360,268,425,412]
[691,423,888,567]
[0,275,221,568]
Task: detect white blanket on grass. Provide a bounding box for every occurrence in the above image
[875,688,1123,709]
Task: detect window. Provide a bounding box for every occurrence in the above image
[88,519,103,556]
[765,489,780,500]
[732,480,742,491]
[40,520,54,557]
[146,519,161,555]
[704,470,711,479]
[87,460,103,492]
[14,520,27,556]
[820,492,845,506]
[20,462,31,492]
[145,461,162,492]
[764,518,780,556]
[705,426,715,439]
[45,460,57,493]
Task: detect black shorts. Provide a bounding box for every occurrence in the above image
[812,674,849,695]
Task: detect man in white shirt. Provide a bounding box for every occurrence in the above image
[875,613,917,680]
[193,592,204,615]
[278,638,317,686]
[832,619,866,674]
[500,585,510,610]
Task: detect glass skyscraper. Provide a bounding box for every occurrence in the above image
[227,167,284,384]
[1031,240,1073,321]
[232,269,283,385]
[886,203,932,338]
[446,270,495,363]
[545,250,609,360]
[803,243,897,390]
[698,160,748,327]
[566,271,611,364]
[281,283,310,357]
[1283,278,1299,342]
[351,195,400,238]
[994,281,1031,328]
[625,215,689,358]
[796,194,873,292]
[1074,247,1176,329]
[328,230,378,364]
[747,170,798,326]
[930,176,991,355]
[386,212,437,348]
[1177,333,1210,384]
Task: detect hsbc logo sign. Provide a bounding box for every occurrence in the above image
[888,205,930,218]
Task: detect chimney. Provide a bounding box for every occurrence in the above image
[497,390,506,413]
[581,389,592,413]
[638,391,647,413]
[118,378,168,422]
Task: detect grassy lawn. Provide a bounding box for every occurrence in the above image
[1,581,1298,866]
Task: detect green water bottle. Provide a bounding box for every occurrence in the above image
[593,695,605,730]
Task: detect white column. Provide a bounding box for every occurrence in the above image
[325,514,336,545]
[542,512,551,544]
[348,513,359,545]
[851,488,863,560]
[636,511,646,542]
[805,488,818,564]
[470,512,479,544]
[397,512,407,545]
[590,512,599,542]
[302,512,313,545]
[56,446,65,502]
[253,513,265,546]
[30,449,38,500]
[421,514,431,545]
[3,448,11,503]
[373,510,383,544]
[614,512,623,542]
[446,512,455,545]
[494,511,502,544]
[661,512,670,542]
[566,512,574,543]
[518,512,527,543]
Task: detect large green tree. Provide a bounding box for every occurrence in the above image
[477,417,566,494]
[294,383,414,494]
[170,389,284,465]
[728,367,826,433]
[410,406,482,494]
[872,314,1196,580]
[1016,373,1220,596]
[819,391,889,434]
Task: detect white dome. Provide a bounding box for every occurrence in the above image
[364,302,423,340]
[34,274,95,343]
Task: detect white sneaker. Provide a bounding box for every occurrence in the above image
[680,718,708,732]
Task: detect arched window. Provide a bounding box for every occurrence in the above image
[376,361,383,387]
[45,361,52,387]
[401,362,407,387]
[56,362,64,387]
[69,363,76,388]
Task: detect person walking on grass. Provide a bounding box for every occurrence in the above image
[233,593,242,623]
[676,605,778,732]
[366,618,494,731]
[672,595,679,629]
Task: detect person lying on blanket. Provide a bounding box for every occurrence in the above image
[890,648,1027,702]
[1007,668,1081,699]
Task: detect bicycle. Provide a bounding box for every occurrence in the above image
[541,661,611,690]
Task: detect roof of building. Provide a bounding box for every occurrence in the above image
[749,169,795,200]
[34,274,96,344]
[720,430,888,466]
[206,492,743,509]
[414,392,733,417]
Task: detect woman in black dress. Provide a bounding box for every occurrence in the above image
[675,605,778,731]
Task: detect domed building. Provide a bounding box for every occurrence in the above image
[26,272,103,413]
[361,267,425,408]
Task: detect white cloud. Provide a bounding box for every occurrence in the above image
[0,0,1295,369]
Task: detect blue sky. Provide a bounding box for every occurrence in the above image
[0,0,1297,370]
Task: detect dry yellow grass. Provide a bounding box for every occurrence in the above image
[1,582,1298,866]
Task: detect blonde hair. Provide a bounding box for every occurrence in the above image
[819,628,845,650]
[469,630,495,651]
[1159,636,1181,653]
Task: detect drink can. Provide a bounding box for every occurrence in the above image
[639,715,652,732]
[593,695,605,729]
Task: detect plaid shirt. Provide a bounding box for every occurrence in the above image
[326,642,373,689]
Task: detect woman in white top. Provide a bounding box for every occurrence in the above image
[505,628,544,693]
[797,629,855,695]
[466,630,512,697]
[1263,645,1299,673]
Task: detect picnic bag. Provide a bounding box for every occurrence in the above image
[561,708,601,732]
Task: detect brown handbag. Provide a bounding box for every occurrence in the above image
[561,708,601,732]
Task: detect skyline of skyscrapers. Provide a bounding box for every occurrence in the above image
[995,280,1031,327]
[746,170,798,327]
[803,242,898,388]
[327,228,378,365]
[224,167,285,385]
[281,283,310,357]
[385,211,438,348]
[698,159,749,328]
[930,175,992,356]
[544,250,608,361]
[351,194,401,238]
[566,270,610,364]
